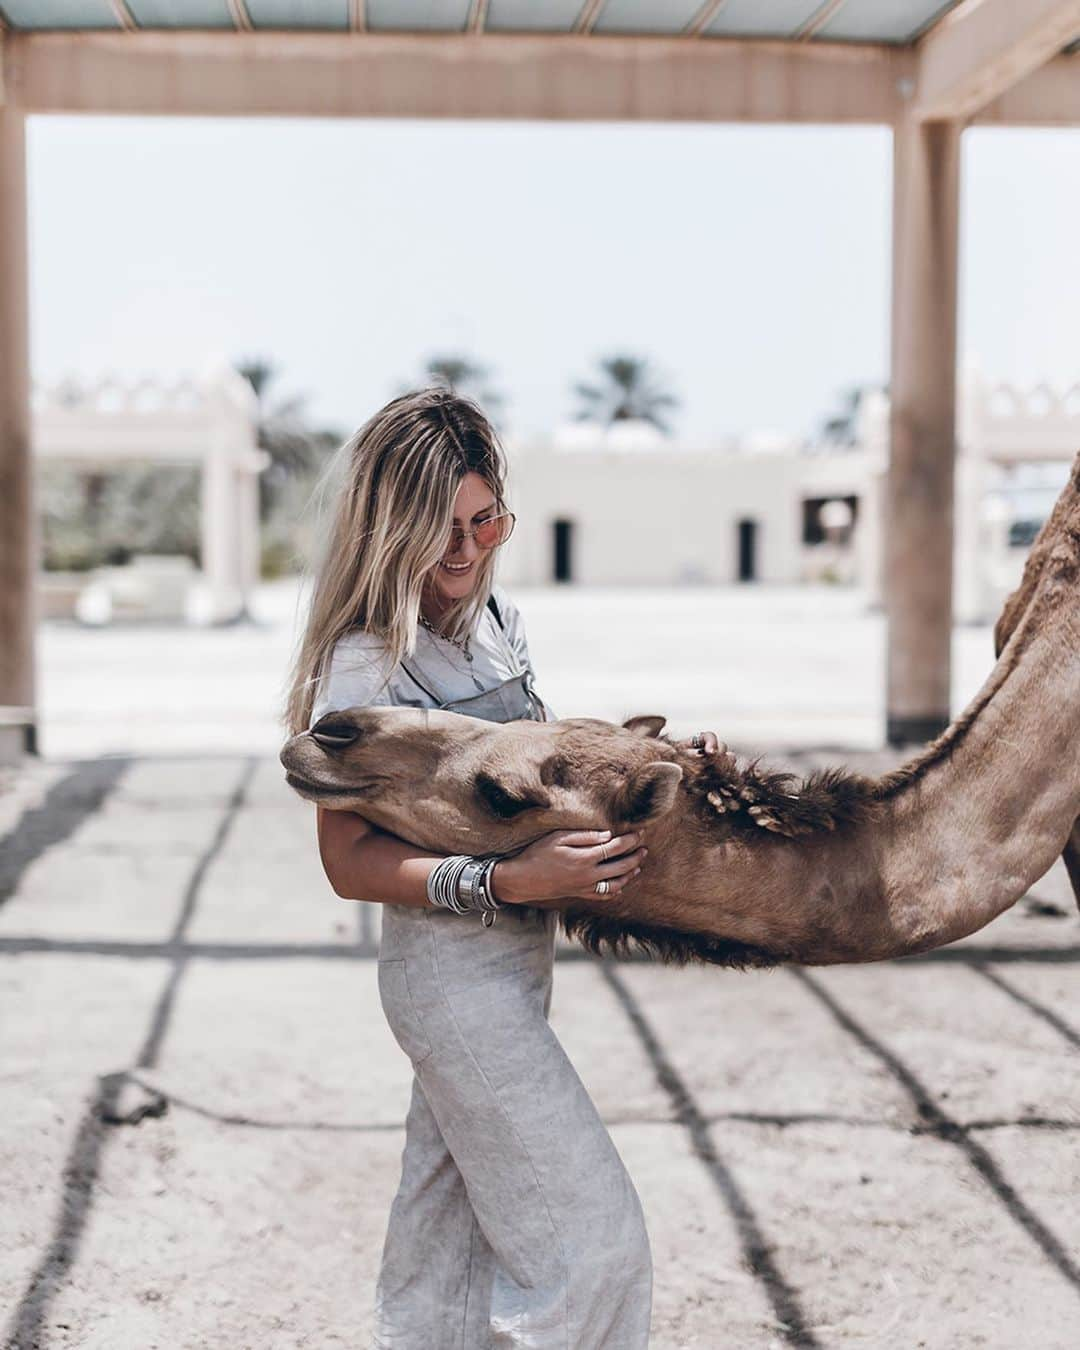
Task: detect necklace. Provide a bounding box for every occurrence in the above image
[418,611,472,657]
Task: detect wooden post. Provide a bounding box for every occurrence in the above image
[885,115,961,747]
[0,92,36,762]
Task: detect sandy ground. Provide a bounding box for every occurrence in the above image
[2,586,1078,1348]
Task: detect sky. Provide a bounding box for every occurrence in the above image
[27,115,1080,447]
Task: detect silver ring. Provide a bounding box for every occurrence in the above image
[599,841,609,862]
[594,880,611,896]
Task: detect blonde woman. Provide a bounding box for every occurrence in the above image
[286,389,713,1348]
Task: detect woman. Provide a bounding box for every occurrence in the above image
[285,388,713,1349]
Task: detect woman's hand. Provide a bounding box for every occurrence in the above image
[674,730,723,755]
[492,829,647,907]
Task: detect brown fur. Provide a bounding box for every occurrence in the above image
[990,456,1080,915]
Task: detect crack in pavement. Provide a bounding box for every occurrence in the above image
[791,968,1080,1301]
[1,934,1076,964]
[601,962,823,1349]
[969,962,1080,1052]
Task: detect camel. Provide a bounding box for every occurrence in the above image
[280,452,1080,967]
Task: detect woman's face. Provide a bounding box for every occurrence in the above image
[427,471,499,606]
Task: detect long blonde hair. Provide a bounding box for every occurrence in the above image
[284,387,509,736]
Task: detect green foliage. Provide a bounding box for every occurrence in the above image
[398,353,507,427]
[235,356,343,526]
[573,354,679,434]
[38,464,201,572]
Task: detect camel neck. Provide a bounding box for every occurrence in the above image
[642,616,1080,966]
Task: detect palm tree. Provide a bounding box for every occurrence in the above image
[573,354,679,434]
[235,357,341,517]
[403,353,506,425]
[818,383,886,448]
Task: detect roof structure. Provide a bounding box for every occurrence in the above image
[0,0,1077,126]
[0,2,967,44]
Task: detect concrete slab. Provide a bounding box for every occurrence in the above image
[0,759,244,942]
[186,784,355,948]
[549,962,673,1124]
[682,1120,1080,1349]
[809,964,1078,1124]
[612,1123,779,1348]
[151,958,411,1130]
[42,1110,401,1350]
[0,955,174,1323]
[611,964,913,1125]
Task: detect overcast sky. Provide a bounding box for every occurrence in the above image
[27,115,1080,446]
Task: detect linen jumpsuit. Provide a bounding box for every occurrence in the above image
[309,586,653,1350]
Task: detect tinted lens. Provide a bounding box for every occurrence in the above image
[474,514,514,548]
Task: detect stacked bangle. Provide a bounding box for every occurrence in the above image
[426,854,504,927]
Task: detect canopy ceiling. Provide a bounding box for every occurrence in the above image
[0,1,969,44]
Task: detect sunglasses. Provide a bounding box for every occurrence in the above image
[446,511,517,553]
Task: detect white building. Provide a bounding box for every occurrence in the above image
[499,373,1080,625]
[32,367,269,625]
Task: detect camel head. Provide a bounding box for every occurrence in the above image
[279,708,684,855]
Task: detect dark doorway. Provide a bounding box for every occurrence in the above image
[736,519,757,582]
[553,519,574,583]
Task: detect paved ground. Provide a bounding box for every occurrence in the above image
[3,585,1079,1348]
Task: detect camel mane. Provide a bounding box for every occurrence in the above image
[559,910,786,970]
[668,607,1041,843]
[677,747,879,839]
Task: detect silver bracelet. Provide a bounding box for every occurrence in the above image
[426,855,504,926]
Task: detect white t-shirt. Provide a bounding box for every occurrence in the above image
[309,585,552,727]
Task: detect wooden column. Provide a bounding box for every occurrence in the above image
[885,115,961,747]
[0,93,36,761]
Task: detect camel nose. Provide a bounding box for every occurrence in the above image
[309,716,360,752]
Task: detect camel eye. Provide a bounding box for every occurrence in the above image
[475,771,549,820]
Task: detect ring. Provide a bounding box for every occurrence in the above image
[599,841,609,862]
[594,880,611,896]
[691,732,707,750]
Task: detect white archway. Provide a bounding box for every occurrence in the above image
[32,365,268,627]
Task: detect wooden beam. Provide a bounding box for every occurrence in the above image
[10,31,913,123]
[467,0,489,35]
[885,116,961,746]
[974,52,1080,125]
[684,1,728,38]
[796,0,846,42]
[574,1,606,36]
[915,0,1080,121]
[226,1,254,33]
[0,94,35,760]
[349,1,366,32]
[108,0,139,30]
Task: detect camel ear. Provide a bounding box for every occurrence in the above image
[615,761,682,825]
[622,715,667,739]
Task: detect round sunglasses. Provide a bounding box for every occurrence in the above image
[446,511,516,553]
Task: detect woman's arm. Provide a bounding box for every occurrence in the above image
[316,806,648,908]
[317,808,442,907]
